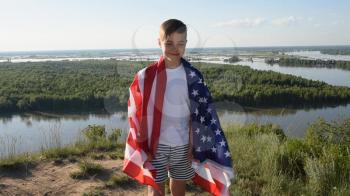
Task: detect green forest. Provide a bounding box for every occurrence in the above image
[1,60,350,113]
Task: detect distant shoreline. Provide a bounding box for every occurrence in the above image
[1,45,350,54]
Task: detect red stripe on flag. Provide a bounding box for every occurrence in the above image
[150,56,166,157]
[139,63,157,156]
[123,157,160,191]
[193,173,228,196]
[126,131,137,149]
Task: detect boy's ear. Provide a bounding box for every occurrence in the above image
[157,38,161,47]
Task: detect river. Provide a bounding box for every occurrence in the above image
[1,51,350,158]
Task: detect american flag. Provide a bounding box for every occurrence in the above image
[123,56,234,196]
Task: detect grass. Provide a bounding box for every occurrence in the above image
[1,118,350,195]
[0,152,37,170]
[105,151,123,160]
[89,152,105,160]
[105,174,137,189]
[0,125,124,170]
[40,126,124,160]
[70,160,104,179]
[82,187,106,196]
[226,118,350,195]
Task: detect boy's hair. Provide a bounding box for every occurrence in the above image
[160,19,187,41]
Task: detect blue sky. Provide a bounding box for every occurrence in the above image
[1,0,349,51]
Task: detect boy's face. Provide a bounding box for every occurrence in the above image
[158,32,187,63]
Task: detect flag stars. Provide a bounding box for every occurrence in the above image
[207,136,212,142]
[224,150,231,158]
[195,128,200,134]
[194,108,199,116]
[199,97,203,103]
[198,78,203,84]
[215,129,221,135]
[210,118,217,124]
[211,146,217,153]
[203,97,208,103]
[192,89,199,97]
[206,107,212,113]
[199,97,208,104]
[200,116,205,124]
[219,139,226,147]
[189,71,196,78]
[200,135,206,143]
[196,146,201,152]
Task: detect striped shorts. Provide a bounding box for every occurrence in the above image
[150,143,195,183]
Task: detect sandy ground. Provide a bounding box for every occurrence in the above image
[0,158,148,196]
[0,158,205,196]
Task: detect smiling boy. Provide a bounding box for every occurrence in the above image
[123,19,234,196]
[146,19,194,196]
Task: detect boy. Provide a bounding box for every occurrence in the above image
[123,19,234,196]
[147,19,194,196]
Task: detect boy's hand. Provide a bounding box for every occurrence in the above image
[145,153,153,163]
[143,153,154,168]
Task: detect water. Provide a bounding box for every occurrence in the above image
[233,59,350,87]
[1,103,350,158]
[0,112,129,158]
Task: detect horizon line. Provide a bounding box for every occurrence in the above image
[1,44,350,53]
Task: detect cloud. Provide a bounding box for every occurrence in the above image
[214,17,266,28]
[215,16,308,28]
[270,16,302,26]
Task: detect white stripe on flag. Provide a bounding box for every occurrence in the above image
[124,143,154,179]
[192,160,234,187]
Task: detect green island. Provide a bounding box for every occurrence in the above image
[1,59,350,113]
[320,48,350,55]
[265,57,350,70]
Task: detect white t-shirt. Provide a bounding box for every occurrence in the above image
[159,63,190,146]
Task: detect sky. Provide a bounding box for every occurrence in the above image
[0,0,350,52]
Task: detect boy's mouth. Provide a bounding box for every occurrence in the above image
[167,52,180,56]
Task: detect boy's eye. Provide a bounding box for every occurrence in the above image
[164,43,185,47]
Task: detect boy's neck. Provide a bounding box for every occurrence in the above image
[164,58,181,69]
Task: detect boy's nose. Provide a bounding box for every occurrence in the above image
[169,44,176,50]
[172,44,180,51]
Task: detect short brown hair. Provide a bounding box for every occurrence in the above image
[160,19,187,40]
